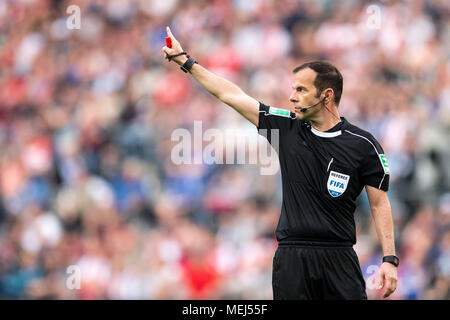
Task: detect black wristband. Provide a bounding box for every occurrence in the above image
[180,56,196,73]
[382,255,399,267]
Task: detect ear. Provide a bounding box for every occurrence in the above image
[324,89,334,102]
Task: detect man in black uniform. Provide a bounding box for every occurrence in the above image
[163,27,398,299]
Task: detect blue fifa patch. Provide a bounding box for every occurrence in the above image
[327,171,350,197]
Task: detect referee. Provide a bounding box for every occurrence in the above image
[163,26,398,300]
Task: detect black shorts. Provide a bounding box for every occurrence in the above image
[272,240,367,300]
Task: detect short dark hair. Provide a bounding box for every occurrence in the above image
[293,61,343,106]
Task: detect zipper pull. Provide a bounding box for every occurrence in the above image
[327,158,334,172]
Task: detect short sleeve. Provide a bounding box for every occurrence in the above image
[359,137,390,191]
[257,102,296,145]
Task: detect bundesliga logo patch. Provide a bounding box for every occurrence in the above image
[379,154,390,175]
[268,107,291,118]
[327,171,350,197]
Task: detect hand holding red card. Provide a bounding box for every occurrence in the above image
[162,26,186,65]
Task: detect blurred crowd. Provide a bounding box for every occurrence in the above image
[0,0,449,299]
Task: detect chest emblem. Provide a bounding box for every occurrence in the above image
[327,171,350,197]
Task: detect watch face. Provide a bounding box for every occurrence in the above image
[384,256,399,266]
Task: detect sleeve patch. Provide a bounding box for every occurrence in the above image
[268,107,291,118]
[379,154,390,175]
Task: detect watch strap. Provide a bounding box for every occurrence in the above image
[382,255,399,267]
[180,56,196,73]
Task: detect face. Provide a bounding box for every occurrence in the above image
[289,68,323,120]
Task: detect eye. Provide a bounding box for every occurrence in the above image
[296,87,302,92]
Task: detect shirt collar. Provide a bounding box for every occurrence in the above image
[309,117,347,138]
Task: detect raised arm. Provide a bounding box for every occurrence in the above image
[162,26,260,126]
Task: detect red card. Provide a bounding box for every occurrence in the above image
[166,37,172,48]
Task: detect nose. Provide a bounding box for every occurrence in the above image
[289,90,297,103]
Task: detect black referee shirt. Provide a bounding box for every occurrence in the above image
[257,102,390,244]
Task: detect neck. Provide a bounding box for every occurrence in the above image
[310,108,341,131]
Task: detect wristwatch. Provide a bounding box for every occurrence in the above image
[382,255,400,267]
[180,56,196,73]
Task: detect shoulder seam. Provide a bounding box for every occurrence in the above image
[344,129,386,189]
